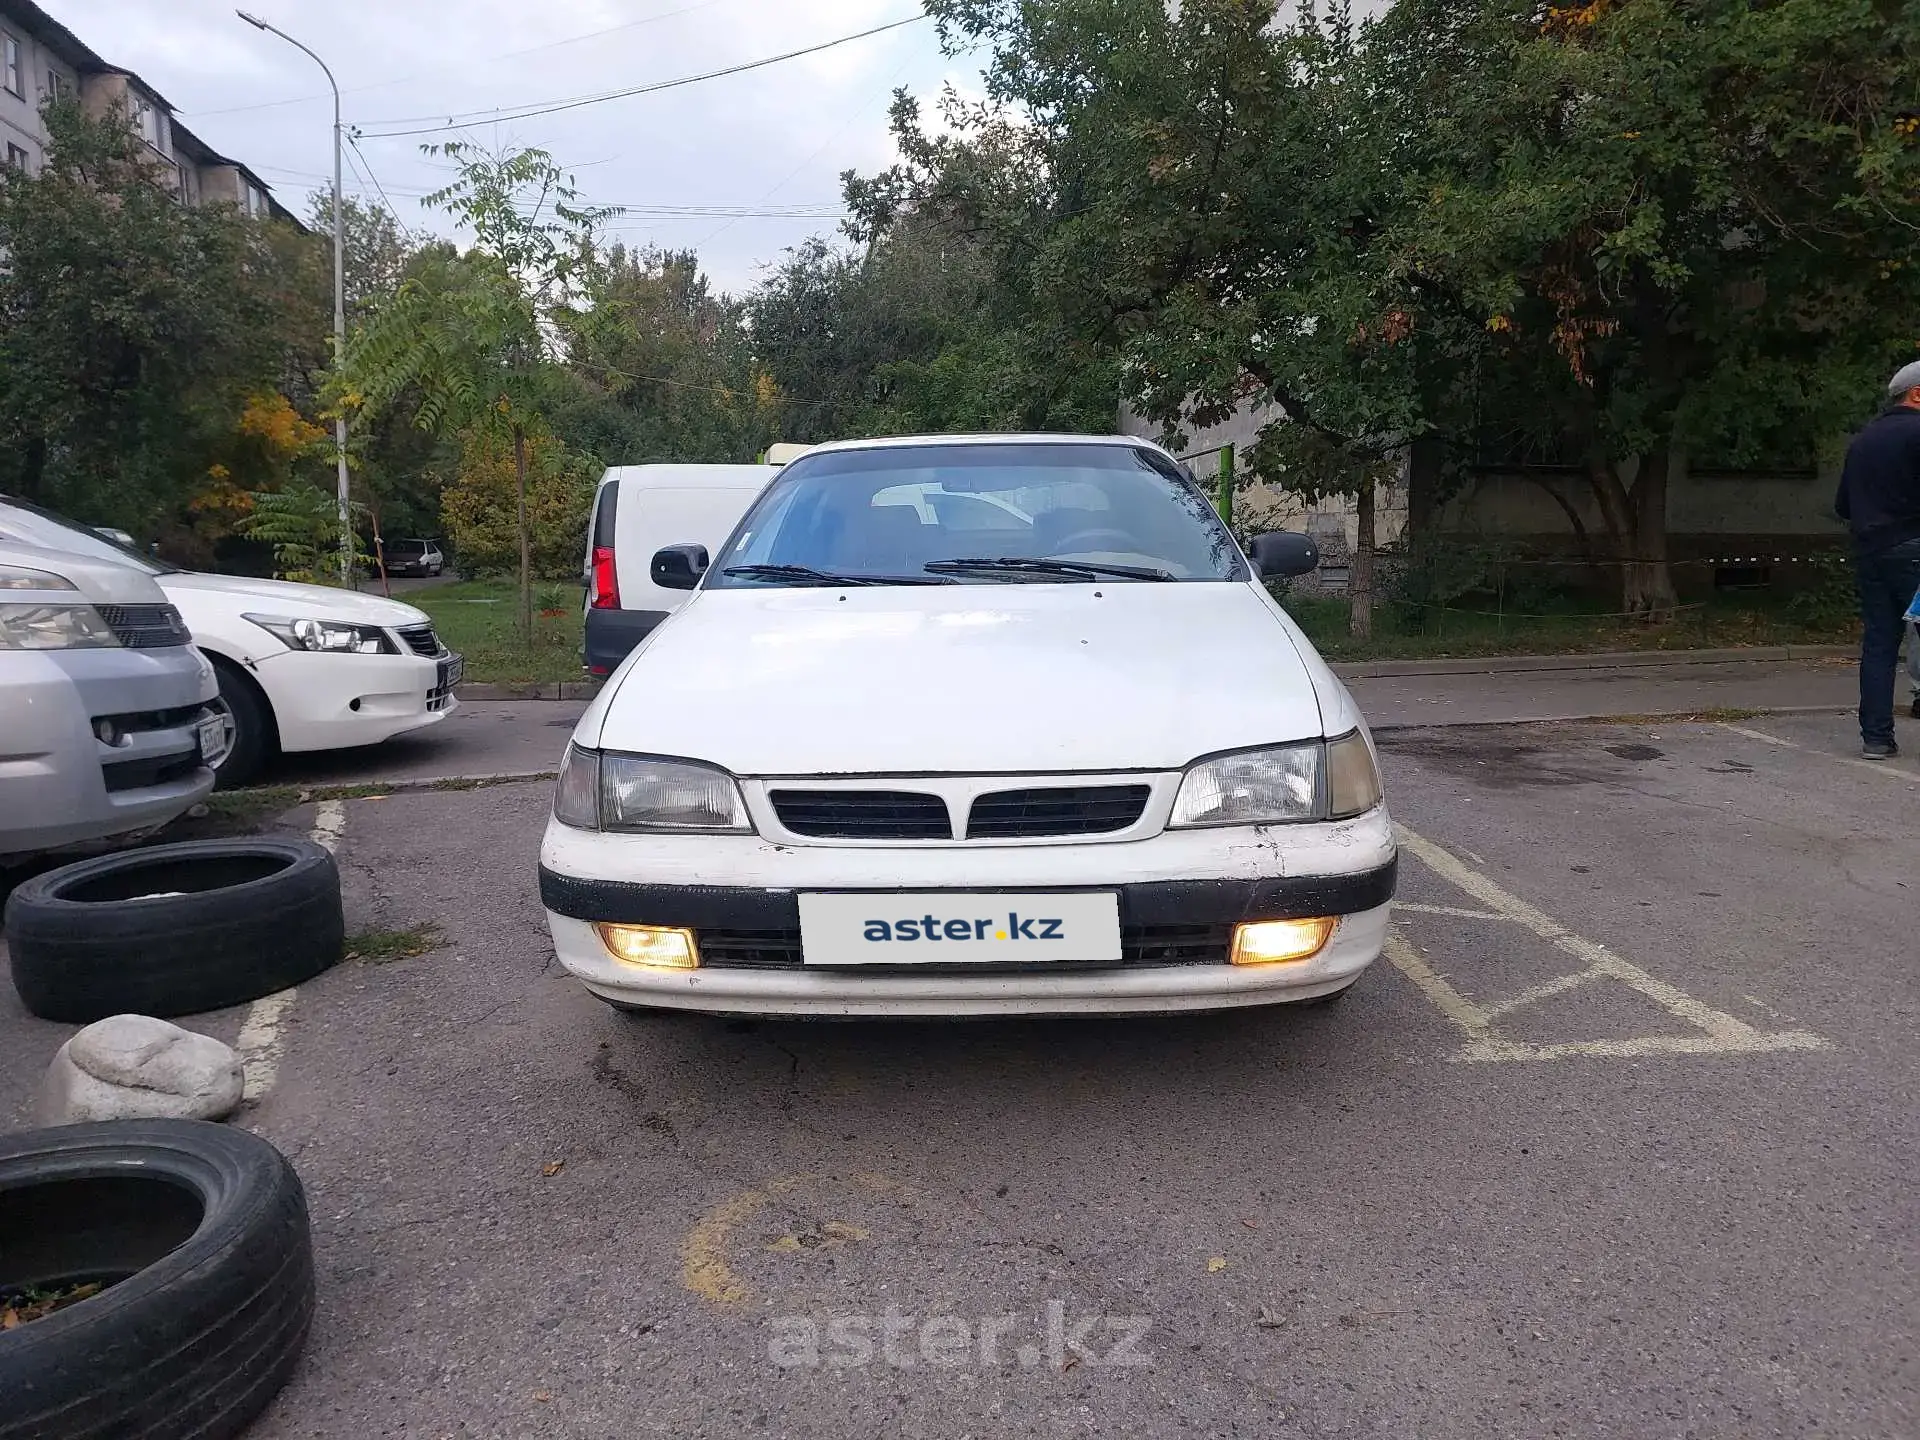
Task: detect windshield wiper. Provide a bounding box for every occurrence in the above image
[924,556,1175,582]
[721,563,949,587]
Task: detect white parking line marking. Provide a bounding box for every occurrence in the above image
[1392,901,1514,922]
[1721,723,1920,783]
[1387,824,1830,1063]
[237,799,344,1101]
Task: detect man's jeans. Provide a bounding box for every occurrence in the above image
[1855,537,1920,745]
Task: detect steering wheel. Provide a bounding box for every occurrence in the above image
[1047,528,1137,556]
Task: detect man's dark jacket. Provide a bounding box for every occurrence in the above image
[1836,405,1920,554]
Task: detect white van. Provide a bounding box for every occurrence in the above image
[581,463,779,675]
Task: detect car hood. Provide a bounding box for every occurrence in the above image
[593,583,1328,774]
[159,571,429,626]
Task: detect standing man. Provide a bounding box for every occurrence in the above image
[1836,360,1920,759]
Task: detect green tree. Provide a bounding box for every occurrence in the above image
[340,143,612,639]
[0,100,299,529]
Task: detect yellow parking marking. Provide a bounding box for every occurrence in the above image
[238,798,345,1102]
[1387,824,1830,1063]
[683,1171,903,1308]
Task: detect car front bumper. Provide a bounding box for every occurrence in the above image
[0,648,217,860]
[539,809,1397,1016]
[257,649,460,753]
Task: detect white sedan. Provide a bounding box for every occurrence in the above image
[539,433,1395,1018]
[0,498,460,787]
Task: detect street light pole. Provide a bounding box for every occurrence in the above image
[237,11,351,588]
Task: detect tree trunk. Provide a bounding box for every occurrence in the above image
[1349,478,1375,640]
[363,484,392,599]
[1585,455,1676,620]
[513,423,532,644]
[1622,448,1677,621]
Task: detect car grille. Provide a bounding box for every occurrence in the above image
[967,785,1151,839]
[697,923,1232,971]
[395,623,442,657]
[96,603,191,649]
[770,790,952,840]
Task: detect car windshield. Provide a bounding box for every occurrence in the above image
[386,541,426,557]
[710,443,1246,587]
[0,496,176,574]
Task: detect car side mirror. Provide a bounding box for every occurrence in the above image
[650,543,709,591]
[1249,532,1319,579]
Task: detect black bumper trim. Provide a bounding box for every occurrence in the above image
[538,857,1398,928]
[583,607,670,674]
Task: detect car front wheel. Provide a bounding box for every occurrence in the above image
[209,659,275,790]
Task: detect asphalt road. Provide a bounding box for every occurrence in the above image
[4,708,1908,1437]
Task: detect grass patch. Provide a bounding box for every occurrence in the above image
[1281,590,1856,662]
[411,579,584,686]
[344,921,445,963]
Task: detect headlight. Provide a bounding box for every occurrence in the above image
[1169,731,1382,827]
[552,746,752,833]
[0,564,78,592]
[1170,742,1321,827]
[243,613,395,655]
[0,602,119,650]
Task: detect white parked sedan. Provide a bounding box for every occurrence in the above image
[539,434,1395,1018]
[0,498,461,787]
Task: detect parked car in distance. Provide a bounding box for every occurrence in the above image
[540,433,1395,1019]
[380,538,445,578]
[1,540,224,862]
[0,497,462,789]
[581,463,778,676]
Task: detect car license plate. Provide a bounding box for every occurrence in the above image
[797,892,1121,966]
[196,712,228,767]
[437,653,464,690]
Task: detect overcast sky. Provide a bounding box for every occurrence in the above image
[50,0,980,294]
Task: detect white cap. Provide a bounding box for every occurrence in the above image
[1889,359,1920,397]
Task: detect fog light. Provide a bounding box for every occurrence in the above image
[1230,917,1336,966]
[596,924,699,970]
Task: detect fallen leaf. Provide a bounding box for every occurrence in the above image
[532,1390,552,1403]
[1256,1305,1287,1329]
[1207,1257,1228,1274]
[1061,1355,1081,1372]
[1240,1218,1259,1230]
[541,1160,565,1177]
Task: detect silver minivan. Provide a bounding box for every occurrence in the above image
[1,540,224,861]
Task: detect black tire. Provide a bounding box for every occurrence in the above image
[4,838,343,1023]
[209,657,277,791]
[1911,695,1919,719]
[0,1120,313,1440]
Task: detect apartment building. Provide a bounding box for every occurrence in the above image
[1,0,293,222]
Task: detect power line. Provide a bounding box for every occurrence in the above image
[347,134,411,231]
[184,0,735,119]
[354,14,929,139]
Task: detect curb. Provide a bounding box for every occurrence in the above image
[1330,645,1853,680]
[455,681,602,701]
[1369,704,1852,735]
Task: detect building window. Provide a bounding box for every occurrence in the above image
[45,69,70,103]
[134,97,167,155]
[6,143,28,171]
[245,184,268,218]
[3,34,22,99]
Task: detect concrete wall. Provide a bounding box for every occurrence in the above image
[0,16,76,172]
[1118,395,1410,550]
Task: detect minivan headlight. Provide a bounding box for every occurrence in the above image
[552,745,752,833]
[1169,731,1382,827]
[0,601,119,650]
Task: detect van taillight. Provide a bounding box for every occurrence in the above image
[590,545,619,609]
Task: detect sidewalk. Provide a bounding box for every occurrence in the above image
[1345,654,1858,732]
